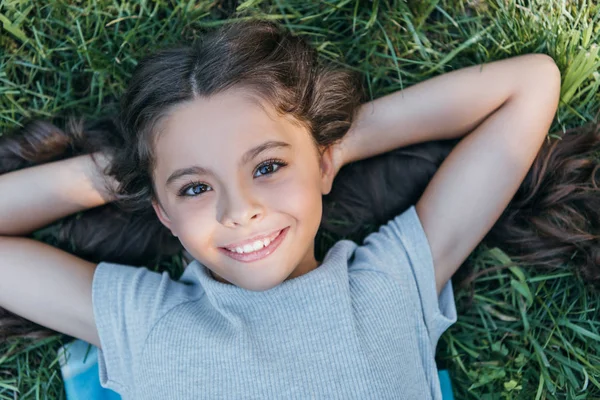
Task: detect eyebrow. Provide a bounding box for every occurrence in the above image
[165,140,291,187]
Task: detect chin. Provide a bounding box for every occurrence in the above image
[238,271,290,292]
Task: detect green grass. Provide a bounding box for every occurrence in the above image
[1,0,599,398]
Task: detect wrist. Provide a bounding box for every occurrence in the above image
[335,115,366,167]
[330,138,349,177]
[85,152,119,203]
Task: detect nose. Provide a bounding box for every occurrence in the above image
[216,185,264,228]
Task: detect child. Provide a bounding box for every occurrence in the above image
[0,19,588,399]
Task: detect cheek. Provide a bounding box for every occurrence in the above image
[169,201,216,245]
[267,169,323,226]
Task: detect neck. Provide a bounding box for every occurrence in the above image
[287,241,319,280]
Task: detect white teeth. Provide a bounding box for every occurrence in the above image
[226,229,281,254]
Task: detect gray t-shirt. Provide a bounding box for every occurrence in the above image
[92,205,457,399]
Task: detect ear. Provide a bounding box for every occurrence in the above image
[319,146,336,195]
[152,199,178,237]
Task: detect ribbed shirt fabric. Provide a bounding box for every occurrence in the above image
[92,205,457,399]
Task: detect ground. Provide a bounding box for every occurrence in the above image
[0,1,599,398]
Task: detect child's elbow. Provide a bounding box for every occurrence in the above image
[542,54,561,82]
[531,53,562,94]
[517,54,561,108]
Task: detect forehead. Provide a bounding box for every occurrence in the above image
[153,89,313,178]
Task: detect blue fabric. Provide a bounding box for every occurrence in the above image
[58,339,121,400]
[438,370,455,400]
[59,339,454,400]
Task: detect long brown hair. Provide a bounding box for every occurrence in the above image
[1,20,599,343]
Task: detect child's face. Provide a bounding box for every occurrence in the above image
[151,88,336,291]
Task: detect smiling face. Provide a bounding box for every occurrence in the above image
[151,88,336,291]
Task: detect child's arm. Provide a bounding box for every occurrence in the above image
[335,54,561,294]
[0,153,116,236]
[0,154,116,347]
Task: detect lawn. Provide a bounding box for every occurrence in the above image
[1,0,599,399]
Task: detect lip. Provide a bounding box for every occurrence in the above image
[218,227,289,263]
[221,227,284,249]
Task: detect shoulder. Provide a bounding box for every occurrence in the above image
[93,261,202,305]
[91,260,205,392]
[348,206,430,275]
[92,260,204,345]
[349,205,458,348]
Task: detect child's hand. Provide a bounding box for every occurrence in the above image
[329,141,347,181]
[87,152,120,203]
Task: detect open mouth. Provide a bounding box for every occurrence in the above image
[218,227,289,263]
